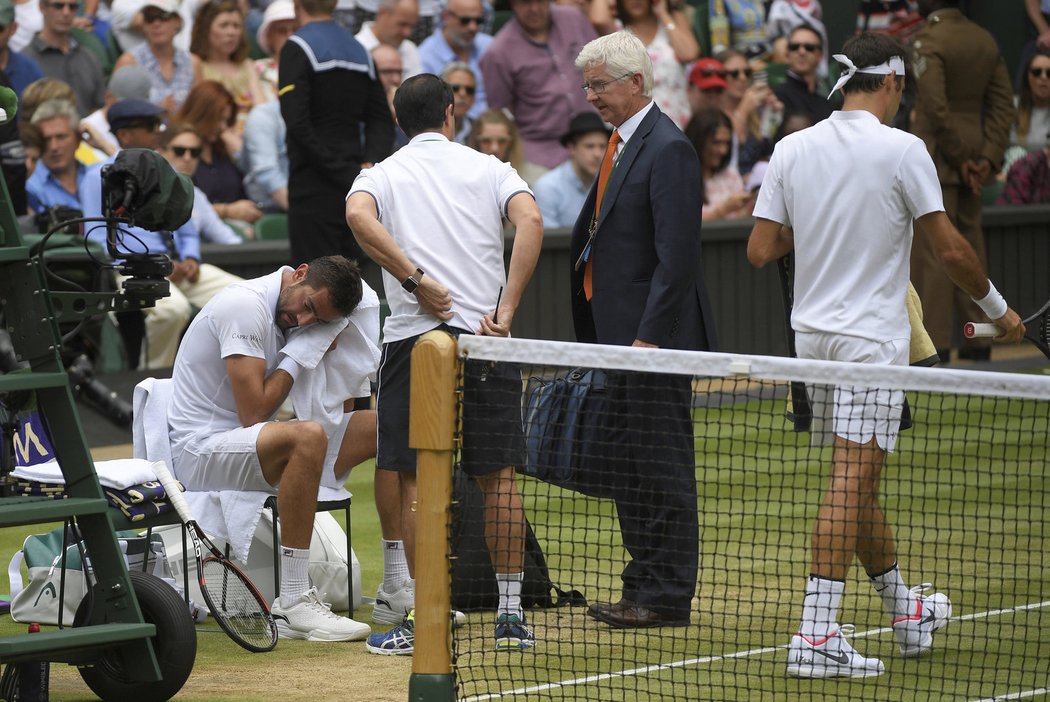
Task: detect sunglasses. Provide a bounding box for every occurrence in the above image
[726,68,753,80]
[1031,67,1050,79]
[143,9,178,22]
[450,83,476,96]
[698,67,727,78]
[48,2,79,10]
[171,146,202,158]
[788,41,821,53]
[448,10,483,26]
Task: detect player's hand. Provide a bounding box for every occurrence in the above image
[992,307,1025,343]
[478,308,512,337]
[415,276,453,321]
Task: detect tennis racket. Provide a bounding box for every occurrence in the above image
[153,461,279,652]
[963,298,1050,360]
[776,254,813,432]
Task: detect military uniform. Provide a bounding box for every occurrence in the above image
[910,7,1015,357]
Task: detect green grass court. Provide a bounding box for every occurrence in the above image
[0,389,1046,700]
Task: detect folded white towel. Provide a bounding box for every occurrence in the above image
[12,458,169,490]
[281,316,350,370]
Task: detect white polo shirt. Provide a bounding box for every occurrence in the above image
[753,109,944,343]
[168,268,289,455]
[348,133,532,344]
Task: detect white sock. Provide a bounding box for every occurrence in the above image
[799,575,844,640]
[382,539,409,592]
[870,562,913,621]
[495,572,524,618]
[279,546,312,608]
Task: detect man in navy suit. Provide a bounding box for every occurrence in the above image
[570,31,716,629]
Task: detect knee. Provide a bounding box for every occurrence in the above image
[292,421,328,461]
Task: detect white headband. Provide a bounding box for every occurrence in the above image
[828,54,906,98]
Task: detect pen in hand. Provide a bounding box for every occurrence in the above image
[493,285,503,324]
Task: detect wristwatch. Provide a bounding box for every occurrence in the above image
[402,267,424,293]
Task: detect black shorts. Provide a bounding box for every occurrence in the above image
[376,328,525,476]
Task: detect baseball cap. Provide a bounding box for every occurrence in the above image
[689,59,728,91]
[560,112,611,146]
[0,0,14,27]
[143,0,179,14]
[257,0,296,55]
[108,65,153,101]
[108,99,166,132]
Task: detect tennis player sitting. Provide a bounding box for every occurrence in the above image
[747,32,1025,679]
[167,256,378,642]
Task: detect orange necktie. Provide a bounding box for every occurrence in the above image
[584,129,621,300]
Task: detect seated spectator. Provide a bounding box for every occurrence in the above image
[687,57,728,117]
[772,22,836,122]
[686,107,752,220]
[113,0,194,115]
[355,0,422,78]
[717,48,783,175]
[532,111,609,228]
[479,0,596,170]
[176,80,263,225]
[241,99,289,212]
[81,98,243,369]
[1012,48,1050,154]
[588,0,696,129]
[254,0,297,98]
[765,0,827,78]
[160,123,245,243]
[25,97,85,213]
[23,0,106,115]
[998,131,1050,205]
[0,0,44,96]
[441,61,475,143]
[190,0,269,126]
[467,108,545,187]
[80,64,153,160]
[417,0,492,117]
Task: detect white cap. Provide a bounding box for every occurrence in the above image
[257,0,297,55]
[143,0,179,15]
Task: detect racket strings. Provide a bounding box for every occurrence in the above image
[201,558,278,650]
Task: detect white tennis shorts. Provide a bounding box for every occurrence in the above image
[795,332,909,452]
[174,422,274,493]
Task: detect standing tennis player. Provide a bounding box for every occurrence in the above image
[747,32,1024,679]
[346,73,544,655]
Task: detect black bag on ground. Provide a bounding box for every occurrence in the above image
[449,471,585,612]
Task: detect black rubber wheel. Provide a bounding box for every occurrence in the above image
[74,571,196,702]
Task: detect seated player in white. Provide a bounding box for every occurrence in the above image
[167,255,377,641]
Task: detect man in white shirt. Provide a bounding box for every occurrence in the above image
[168,256,378,642]
[748,31,1024,680]
[346,73,543,655]
[354,0,422,79]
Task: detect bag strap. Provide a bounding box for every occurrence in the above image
[7,549,25,601]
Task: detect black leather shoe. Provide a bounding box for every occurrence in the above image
[588,599,690,629]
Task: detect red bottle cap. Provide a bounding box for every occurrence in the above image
[28,623,41,633]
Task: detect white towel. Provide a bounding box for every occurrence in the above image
[11,458,167,490]
[281,316,351,370]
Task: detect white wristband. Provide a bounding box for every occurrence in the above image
[277,356,303,382]
[972,280,1008,320]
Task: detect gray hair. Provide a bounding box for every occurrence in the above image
[575,31,653,97]
[30,99,80,127]
[440,61,474,81]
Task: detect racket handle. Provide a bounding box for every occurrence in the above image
[964,322,999,339]
[151,460,194,523]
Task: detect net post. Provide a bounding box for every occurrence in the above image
[408,330,457,701]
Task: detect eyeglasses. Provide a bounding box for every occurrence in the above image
[143,9,178,22]
[378,68,403,78]
[1031,67,1050,79]
[726,68,753,80]
[450,83,476,96]
[448,10,483,26]
[171,146,202,158]
[788,41,821,53]
[581,72,633,95]
[48,2,79,11]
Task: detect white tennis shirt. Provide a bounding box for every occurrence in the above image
[348,132,532,344]
[753,109,945,343]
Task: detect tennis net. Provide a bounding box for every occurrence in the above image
[420,334,1049,702]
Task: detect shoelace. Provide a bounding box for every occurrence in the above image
[302,589,343,620]
[837,624,857,638]
[907,582,934,600]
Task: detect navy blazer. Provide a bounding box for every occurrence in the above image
[569,103,717,352]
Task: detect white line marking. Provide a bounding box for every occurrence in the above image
[460,599,1050,701]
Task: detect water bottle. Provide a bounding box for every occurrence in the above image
[15,624,50,702]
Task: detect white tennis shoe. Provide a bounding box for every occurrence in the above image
[892,583,952,657]
[787,625,885,679]
[272,587,371,642]
[373,578,467,627]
